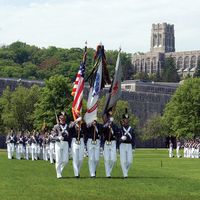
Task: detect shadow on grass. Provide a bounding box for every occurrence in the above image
[61,176,168,180]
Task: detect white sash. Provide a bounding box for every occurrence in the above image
[122,126,132,139]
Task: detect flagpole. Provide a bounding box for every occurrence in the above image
[102,46,122,121]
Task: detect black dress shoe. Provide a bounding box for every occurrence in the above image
[91,176,96,178]
[107,176,111,178]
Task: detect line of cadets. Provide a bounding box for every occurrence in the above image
[6,110,135,179]
[168,139,200,158]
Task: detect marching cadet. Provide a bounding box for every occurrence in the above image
[16,131,25,160]
[31,130,38,161]
[49,131,56,164]
[176,139,181,158]
[52,113,70,179]
[183,140,189,158]
[169,140,174,158]
[24,131,31,160]
[197,140,200,158]
[43,131,50,161]
[69,117,85,178]
[37,132,43,160]
[119,109,135,178]
[6,128,16,159]
[86,119,102,178]
[102,110,119,178]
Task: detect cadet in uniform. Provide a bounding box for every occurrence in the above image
[43,131,50,161]
[69,117,85,178]
[86,120,102,178]
[6,129,16,159]
[119,110,135,178]
[31,130,38,161]
[176,139,181,158]
[102,111,119,178]
[169,140,174,158]
[24,131,31,160]
[49,131,56,164]
[52,113,70,179]
[16,131,25,160]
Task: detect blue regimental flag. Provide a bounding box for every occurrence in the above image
[84,44,110,125]
[84,59,102,124]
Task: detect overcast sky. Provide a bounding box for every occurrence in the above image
[0,0,199,53]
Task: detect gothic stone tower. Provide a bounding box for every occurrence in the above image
[150,23,175,53]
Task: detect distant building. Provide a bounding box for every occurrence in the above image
[132,23,200,77]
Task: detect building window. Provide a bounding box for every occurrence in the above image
[135,59,140,72]
[141,59,144,72]
[191,56,196,68]
[125,85,131,90]
[158,34,162,46]
[184,56,189,69]
[146,58,151,73]
[153,34,157,47]
[152,57,157,73]
[177,57,183,69]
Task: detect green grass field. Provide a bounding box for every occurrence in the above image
[0,149,200,200]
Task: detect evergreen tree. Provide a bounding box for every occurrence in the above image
[161,57,180,82]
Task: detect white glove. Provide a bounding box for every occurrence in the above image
[58,136,64,141]
[121,135,127,141]
[110,117,114,122]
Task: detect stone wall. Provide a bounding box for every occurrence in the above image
[0,77,44,95]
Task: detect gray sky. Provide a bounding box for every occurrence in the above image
[0,0,199,53]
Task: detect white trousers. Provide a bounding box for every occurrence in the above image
[176,146,181,158]
[37,145,43,160]
[184,147,187,158]
[72,138,84,176]
[169,147,173,158]
[43,145,49,161]
[7,143,15,159]
[49,143,55,164]
[103,140,116,177]
[120,143,133,177]
[31,143,38,161]
[25,144,31,160]
[87,139,100,177]
[55,141,69,178]
[17,144,24,160]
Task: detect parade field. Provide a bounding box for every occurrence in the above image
[0,149,200,200]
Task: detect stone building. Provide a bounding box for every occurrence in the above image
[132,23,200,77]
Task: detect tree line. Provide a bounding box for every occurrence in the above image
[0,41,133,81]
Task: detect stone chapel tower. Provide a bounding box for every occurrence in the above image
[150,23,175,53]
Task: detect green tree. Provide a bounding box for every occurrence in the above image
[161,57,180,82]
[34,75,72,130]
[133,71,149,81]
[163,78,200,139]
[142,114,167,140]
[0,85,41,132]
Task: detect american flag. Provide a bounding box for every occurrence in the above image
[71,47,87,120]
